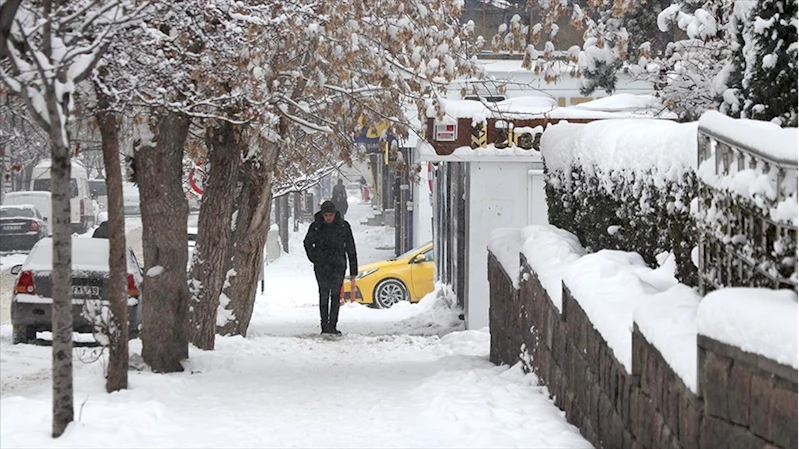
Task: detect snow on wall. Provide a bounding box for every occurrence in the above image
[633,284,701,393]
[541,119,698,188]
[487,225,585,303]
[697,288,798,369]
[487,228,524,289]
[563,250,683,374]
[520,226,585,311]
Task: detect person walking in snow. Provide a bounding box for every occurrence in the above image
[331,178,349,218]
[303,200,358,335]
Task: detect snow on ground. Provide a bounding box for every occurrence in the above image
[0,199,590,448]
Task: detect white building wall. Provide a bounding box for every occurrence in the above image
[413,160,434,247]
[465,161,537,330]
[527,166,549,226]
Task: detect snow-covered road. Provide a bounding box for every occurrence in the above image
[0,199,590,448]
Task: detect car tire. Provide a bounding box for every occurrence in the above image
[373,279,408,309]
[12,325,36,345]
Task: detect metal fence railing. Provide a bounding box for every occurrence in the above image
[696,126,798,295]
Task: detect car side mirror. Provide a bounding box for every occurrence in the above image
[10,265,22,275]
[413,254,427,263]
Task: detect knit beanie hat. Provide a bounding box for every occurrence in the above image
[320,200,336,213]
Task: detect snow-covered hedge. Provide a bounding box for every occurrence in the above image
[541,119,699,285]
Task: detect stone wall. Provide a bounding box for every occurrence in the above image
[698,335,797,449]
[487,250,798,449]
[632,324,702,449]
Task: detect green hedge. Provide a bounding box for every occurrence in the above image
[544,164,699,286]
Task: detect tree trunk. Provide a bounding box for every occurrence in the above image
[216,164,269,336]
[50,139,74,438]
[217,144,280,336]
[43,30,74,438]
[137,111,191,373]
[188,120,244,350]
[278,195,289,253]
[94,83,128,393]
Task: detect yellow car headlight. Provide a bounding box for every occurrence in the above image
[356,268,378,279]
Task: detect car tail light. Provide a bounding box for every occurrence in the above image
[15,271,36,295]
[80,199,85,215]
[28,220,40,232]
[127,274,139,297]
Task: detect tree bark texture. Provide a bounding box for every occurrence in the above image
[0,0,21,59]
[278,195,289,253]
[137,111,191,373]
[94,84,129,393]
[217,149,277,336]
[43,8,74,432]
[49,139,74,438]
[188,120,244,350]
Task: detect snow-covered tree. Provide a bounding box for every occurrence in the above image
[1,0,141,436]
[624,0,672,56]
[625,0,730,121]
[578,13,629,96]
[715,2,753,118]
[741,0,798,126]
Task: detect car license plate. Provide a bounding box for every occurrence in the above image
[2,225,22,232]
[72,285,100,297]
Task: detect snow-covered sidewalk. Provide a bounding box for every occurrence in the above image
[0,200,590,448]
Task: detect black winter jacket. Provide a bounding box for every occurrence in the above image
[303,211,358,275]
[92,222,109,239]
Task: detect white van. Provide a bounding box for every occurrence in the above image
[30,161,95,233]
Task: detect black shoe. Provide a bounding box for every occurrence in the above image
[329,328,342,336]
[321,324,330,334]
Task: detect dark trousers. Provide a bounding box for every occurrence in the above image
[315,267,344,329]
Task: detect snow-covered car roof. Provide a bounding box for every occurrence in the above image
[3,191,51,199]
[22,237,138,273]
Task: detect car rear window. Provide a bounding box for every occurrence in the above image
[0,206,34,218]
[25,238,113,272]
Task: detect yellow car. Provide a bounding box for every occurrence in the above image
[343,242,434,308]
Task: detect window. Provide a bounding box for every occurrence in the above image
[464,95,506,102]
[33,178,79,198]
[0,207,34,218]
[89,180,107,196]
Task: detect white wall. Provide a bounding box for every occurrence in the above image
[527,167,548,225]
[413,159,434,247]
[465,161,537,330]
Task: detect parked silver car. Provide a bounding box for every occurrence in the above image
[10,237,144,344]
[0,205,49,251]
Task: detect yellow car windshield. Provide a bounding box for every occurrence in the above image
[390,242,432,261]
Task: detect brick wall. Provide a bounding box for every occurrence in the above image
[487,250,798,449]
